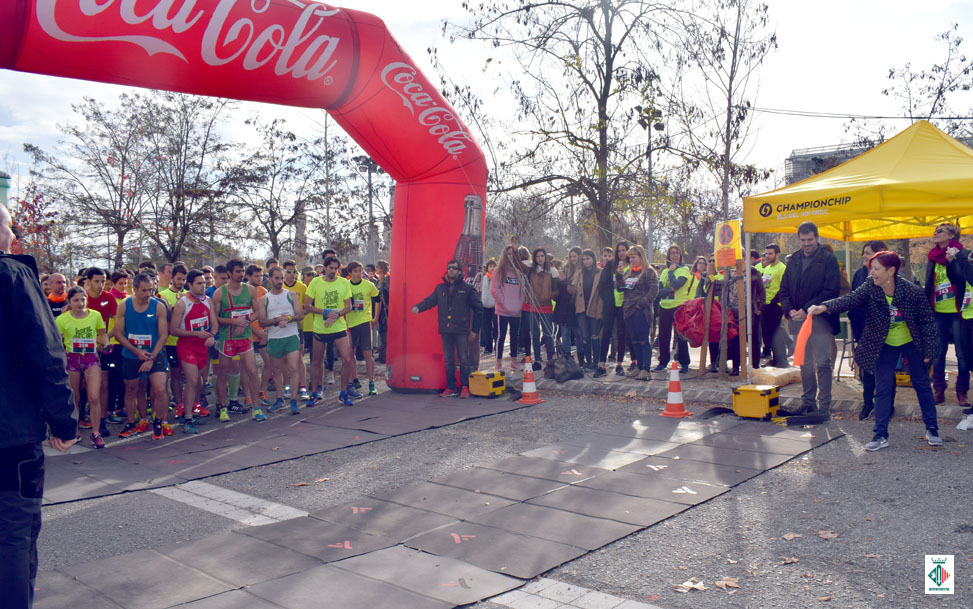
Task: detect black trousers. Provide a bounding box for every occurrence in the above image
[0,442,44,609]
[657,306,690,366]
[599,304,629,364]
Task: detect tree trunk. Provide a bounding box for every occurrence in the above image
[114,231,126,268]
[294,196,307,266]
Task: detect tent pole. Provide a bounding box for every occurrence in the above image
[843,222,852,286]
[745,231,753,385]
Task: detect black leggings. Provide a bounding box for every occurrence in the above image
[496,315,521,358]
[599,304,628,364]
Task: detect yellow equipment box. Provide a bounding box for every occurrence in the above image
[895,372,912,387]
[469,371,505,398]
[732,384,780,420]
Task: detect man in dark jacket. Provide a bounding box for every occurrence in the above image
[778,222,841,416]
[412,260,483,398]
[0,202,78,609]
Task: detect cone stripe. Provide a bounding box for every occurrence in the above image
[661,361,692,418]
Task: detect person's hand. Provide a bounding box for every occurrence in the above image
[371,318,379,327]
[807,305,827,316]
[469,331,477,343]
[789,309,807,321]
[48,436,77,452]
[946,247,958,262]
[137,349,152,362]
[411,306,419,314]
[233,317,249,328]
[924,357,931,363]
[277,316,287,328]
[139,359,152,372]
[204,336,215,347]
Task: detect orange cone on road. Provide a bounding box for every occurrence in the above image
[518,356,544,405]
[661,361,692,418]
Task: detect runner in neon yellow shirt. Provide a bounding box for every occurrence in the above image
[304,256,356,406]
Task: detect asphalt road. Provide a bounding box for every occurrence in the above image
[38,390,973,608]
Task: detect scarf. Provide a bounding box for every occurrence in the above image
[48,292,67,303]
[928,239,963,264]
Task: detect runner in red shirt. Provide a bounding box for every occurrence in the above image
[170,269,218,434]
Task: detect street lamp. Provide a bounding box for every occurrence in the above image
[634,106,665,261]
[352,155,385,264]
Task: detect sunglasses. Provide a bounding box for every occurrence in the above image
[447,266,461,271]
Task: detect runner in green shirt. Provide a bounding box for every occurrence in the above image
[346,262,382,396]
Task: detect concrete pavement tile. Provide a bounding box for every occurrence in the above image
[430,467,567,501]
[616,455,762,486]
[479,455,608,484]
[248,563,452,609]
[158,531,322,586]
[562,432,682,456]
[59,549,233,609]
[333,545,522,605]
[404,521,586,578]
[372,481,516,519]
[527,485,686,526]
[33,570,124,609]
[689,431,815,455]
[571,589,626,609]
[312,497,458,540]
[577,471,728,505]
[533,580,588,603]
[520,444,647,469]
[169,589,284,609]
[656,443,794,469]
[519,579,557,593]
[237,516,395,561]
[469,503,640,550]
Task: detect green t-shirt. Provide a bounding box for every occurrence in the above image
[347,279,379,328]
[755,261,785,304]
[962,283,973,321]
[660,266,693,309]
[305,276,352,334]
[55,310,106,353]
[613,264,630,307]
[159,287,182,346]
[885,294,912,346]
[933,264,956,313]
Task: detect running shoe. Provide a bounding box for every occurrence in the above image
[267,378,277,393]
[90,433,106,449]
[99,421,110,438]
[228,400,250,414]
[219,407,230,422]
[162,422,175,436]
[79,417,92,430]
[134,419,150,434]
[252,408,267,422]
[298,386,310,401]
[174,404,185,419]
[290,400,300,415]
[118,422,139,438]
[260,392,272,407]
[327,371,336,385]
[338,390,354,406]
[183,419,199,434]
[268,398,286,413]
[460,387,470,399]
[152,419,164,440]
[193,403,211,417]
[107,411,124,424]
[353,378,362,390]
[345,385,363,400]
[306,392,319,408]
[283,385,292,400]
[368,381,377,396]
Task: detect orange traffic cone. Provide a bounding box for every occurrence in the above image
[517,356,544,405]
[661,361,692,418]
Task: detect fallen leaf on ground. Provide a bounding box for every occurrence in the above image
[862,553,881,558]
[781,557,799,565]
[679,566,688,570]
[818,594,832,602]
[817,530,839,540]
[782,532,802,541]
[314,477,329,483]
[727,558,739,564]
[289,481,311,487]
[673,578,708,593]
[714,576,740,590]
[625,390,636,397]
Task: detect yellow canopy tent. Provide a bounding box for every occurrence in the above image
[742,120,973,241]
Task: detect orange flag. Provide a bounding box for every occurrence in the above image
[791,315,814,367]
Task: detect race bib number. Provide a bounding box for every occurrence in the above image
[889,303,904,324]
[128,334,151,350]
[70,338,96,354]
[231,308,252,320]
[762,273,772,286]
[623,277,638,290]
[505,277,518,285]
[189,317,209,332]
[935,280,955,302]
[352,299,366,312]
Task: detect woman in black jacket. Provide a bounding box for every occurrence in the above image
[849,240,889,419]
[617,245,659,380]
[809,251,941,451]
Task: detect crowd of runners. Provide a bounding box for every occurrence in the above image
[44,252,389,448]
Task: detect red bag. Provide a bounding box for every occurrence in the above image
[674,297,738,348]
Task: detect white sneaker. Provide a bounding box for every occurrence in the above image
[327,372,336,385]
[926,429,943,446]
[957,414,973,431]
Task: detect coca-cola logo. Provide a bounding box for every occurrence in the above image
[36,0,342,84]
[381,62,473,157]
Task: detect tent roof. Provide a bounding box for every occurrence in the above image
[743,120,973,241]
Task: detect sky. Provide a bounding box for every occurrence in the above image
[1,0,972,196]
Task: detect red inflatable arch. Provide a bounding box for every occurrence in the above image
[0,0,487,392]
